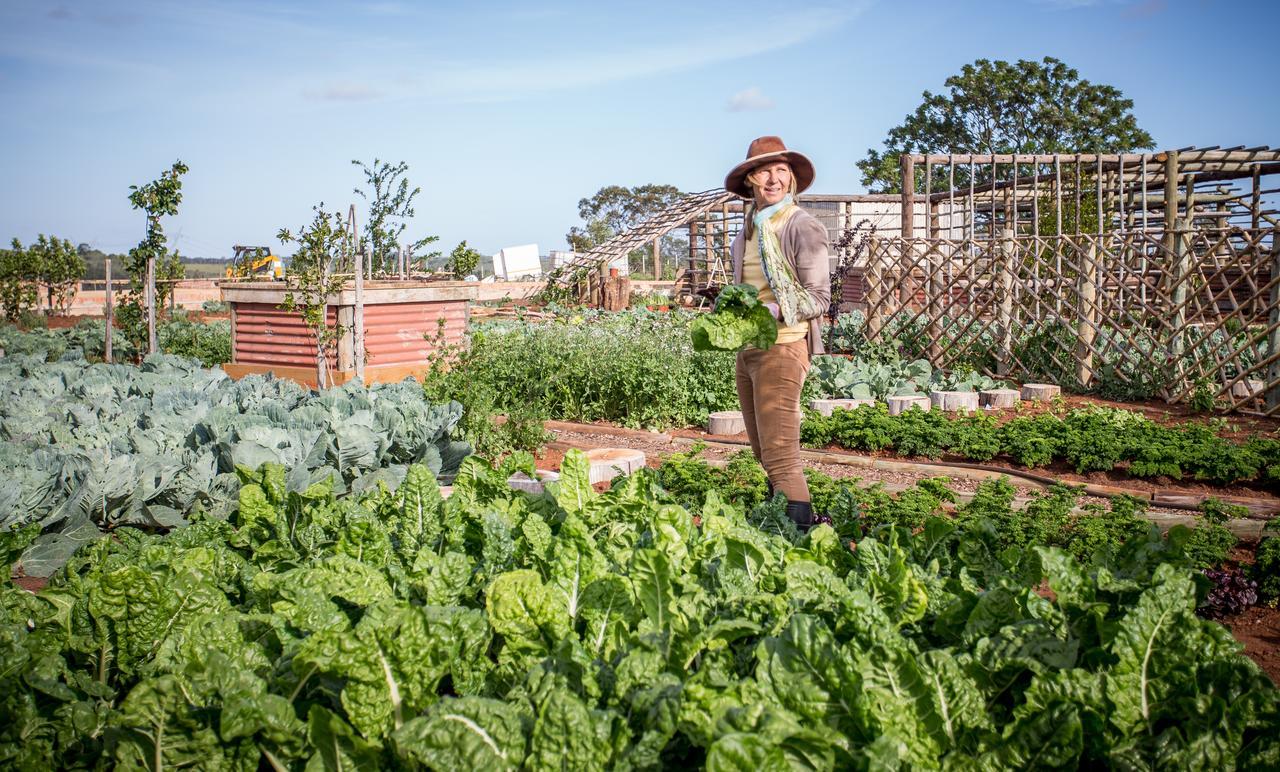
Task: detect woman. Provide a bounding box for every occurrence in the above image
[724,136,832,529]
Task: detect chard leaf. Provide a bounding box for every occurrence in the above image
[690,283,778,352]
[392,696,527,772]
[629,548,677,635]
[550,449,595,516]
[305,705,382,772]
[981,701,1083,770]
[1105,563,1201,738]
[486,569,572,662]
[526,687,617,771]
[755,614,863,734]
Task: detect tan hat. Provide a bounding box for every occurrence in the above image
[723,135,815,199]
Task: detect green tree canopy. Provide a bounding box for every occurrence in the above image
[30,235,84,312]
[858,57,1154,192]
[566,184,685,277]
[446,240,481,278]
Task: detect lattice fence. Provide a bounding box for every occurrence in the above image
[863,227,1280,413]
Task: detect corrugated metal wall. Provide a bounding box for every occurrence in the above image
[361,301,468,367]
[233,303,338,368]
[232,300,468,372]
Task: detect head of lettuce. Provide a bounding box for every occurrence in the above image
[689,283,778,352]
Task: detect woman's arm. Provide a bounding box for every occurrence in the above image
[786,214,831,321]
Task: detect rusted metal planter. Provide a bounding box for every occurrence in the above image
[220,281,476,388]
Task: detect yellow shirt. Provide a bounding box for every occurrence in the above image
[742,209,809,345]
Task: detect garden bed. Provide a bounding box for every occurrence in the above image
[529,421,1280,684]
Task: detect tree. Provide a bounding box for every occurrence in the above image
[126,161,189,351]
[0,239,37,321]
[30,234,84,312]
[278,204,351,389]
[858,57,1154,192]
[565,184,686,277]
[447,241,481,278]
[352,159,439,275]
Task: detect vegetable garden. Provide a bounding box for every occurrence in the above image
[4,291,1280,769]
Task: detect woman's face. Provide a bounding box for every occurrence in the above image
[750,162,792,207]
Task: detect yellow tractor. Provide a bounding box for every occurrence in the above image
[225,245,284,280]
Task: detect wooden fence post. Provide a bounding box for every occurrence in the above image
[104,257,113,364]
[688,221,699,291]
[1076,241,1099,387]
[996,231,1016,376]
[354,246,366,384]
[146,254,157,355]
[1266,237,1280,412]
[866,237,884,339]
[926,242,942,362]
[1163,151,1189,391]
[899,155,916,306]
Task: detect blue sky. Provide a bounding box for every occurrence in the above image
[1,0,1276,258]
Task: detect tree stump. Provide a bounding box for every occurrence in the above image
[583,448,646,484]
[979,388,1021,409]
[930,390,980,412]
[601,272,631,311]
[507,469,560,495]
[708,411,746,435]
[887,395,931,415]
[809,398,876,417]
[1020,383,1061,402]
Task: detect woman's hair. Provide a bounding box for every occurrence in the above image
[743,163,798,240]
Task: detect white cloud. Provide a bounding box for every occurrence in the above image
[726,86,774,112]
[303,81,382,102]
[419,4,865,103]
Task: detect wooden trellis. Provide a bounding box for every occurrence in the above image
[855,147,1280,414]
[542,189,737,300]
[864,226,1280,413]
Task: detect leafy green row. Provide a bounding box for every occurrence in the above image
[656,448,1244,574]
[0,353,468,576]
[802,402,1280,487]
[4,451,1275,769]
[0,316,233,366]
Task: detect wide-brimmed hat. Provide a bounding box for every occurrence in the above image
[723,136,815,199]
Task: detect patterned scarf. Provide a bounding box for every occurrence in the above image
[753,195,824,327]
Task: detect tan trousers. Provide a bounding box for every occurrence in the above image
[735,338,811,502]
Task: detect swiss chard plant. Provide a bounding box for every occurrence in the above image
[1,452,1275,769]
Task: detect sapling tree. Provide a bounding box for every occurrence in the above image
[351,158,439,275]
[447,240,482,277]
[0,238,37,321]
[126,161,189,352]
[278,204,350,389]
[30,234,84,313]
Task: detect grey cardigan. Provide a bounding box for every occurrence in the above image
[730,207,832,356]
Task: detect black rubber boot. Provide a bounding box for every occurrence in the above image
[785,500,814,530]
